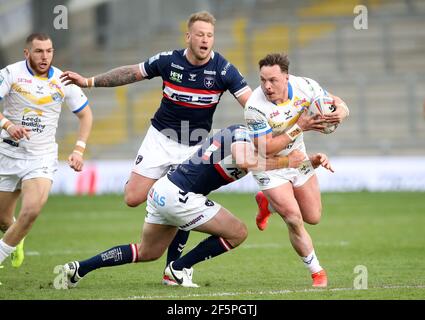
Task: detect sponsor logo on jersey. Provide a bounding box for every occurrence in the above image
[21,115,46,133]
[270,110,280,118]
[188,73,197,81]
[169,92,214,104]
[221,62,231,76]
[17,78,32,84]
[204,76,215,89]
[204,70,216,75]
[247,105,266,117]
[246,119,267,131]
[149,188,166,207]
[163,81,222,108]
[0,74,4,86]
[149,51,173,65]
[227,167,245,180]
[180,214,205,229]
[170,71,183,83]
[13,85,30,95]
[294,98,307,107]
[171,62,184,70]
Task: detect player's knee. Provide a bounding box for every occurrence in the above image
[124,191,146,207]
[229,222,248,247]
[304,214,321,225]
[282,212,304,230]
[303,207,322,225]
[136,244,163,262]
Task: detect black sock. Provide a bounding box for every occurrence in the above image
[172,236,233,270]
[166,229,190,266]
[78,244,137,277]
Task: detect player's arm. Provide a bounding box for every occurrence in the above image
[224,63,252,108]
[326,92,349,125]
[60,64,144,88]
[232,142,305,171]
[0,67,31,140]
[235,88,252,108]
[250,111,325,157]
[68,106,93,172]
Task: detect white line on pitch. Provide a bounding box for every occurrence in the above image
[122,284,425,300]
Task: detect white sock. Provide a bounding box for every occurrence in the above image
[0,239,16,265]
[301,250,323,274]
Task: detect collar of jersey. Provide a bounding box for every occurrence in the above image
[26,60,54,80]
[275,82,293,106]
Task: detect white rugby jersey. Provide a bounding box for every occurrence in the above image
[0,60,88,159]
[244,75,326,156]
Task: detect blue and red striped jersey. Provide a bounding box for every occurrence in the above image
[168,124,251,195]
[139,49,249,145]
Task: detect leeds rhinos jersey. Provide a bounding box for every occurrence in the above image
[244,75,326,156]
[139,49,249,146]
[168,124,250,195]
[0,60,88,159]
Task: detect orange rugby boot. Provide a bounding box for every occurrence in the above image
[255,191,272,231]
[311,269,328,288]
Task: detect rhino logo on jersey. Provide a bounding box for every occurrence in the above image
[204,76,215,89]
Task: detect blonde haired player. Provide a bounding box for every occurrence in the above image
[0,33,93,280]
[244,53,349,287]
[60,11,252,285]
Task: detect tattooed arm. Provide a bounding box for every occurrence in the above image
[60,64,144,88]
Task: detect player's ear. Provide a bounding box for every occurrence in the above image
[185,32,190,44]
[24,48,30,59]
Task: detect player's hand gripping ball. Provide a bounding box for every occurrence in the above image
[308,95,338,134]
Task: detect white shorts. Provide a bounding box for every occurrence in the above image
[145,176,221,231]
[132,126,202,179]
[0,153,57,192]
[252,159,315,190]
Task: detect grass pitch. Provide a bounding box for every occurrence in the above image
[1,192,424,300]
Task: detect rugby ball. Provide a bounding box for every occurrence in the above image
[308,95,338,134]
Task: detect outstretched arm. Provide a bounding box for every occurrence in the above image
[60,64,144,88]
[309,152,334,173]
[232,142,305,171]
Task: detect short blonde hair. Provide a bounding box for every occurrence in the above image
[187,11,216,29]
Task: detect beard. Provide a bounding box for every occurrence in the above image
[28,56,52,76]
[189,43,211,62]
